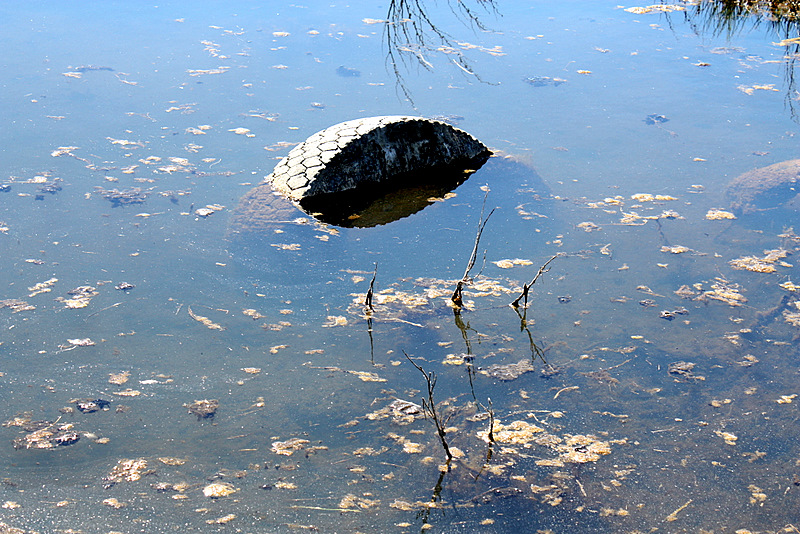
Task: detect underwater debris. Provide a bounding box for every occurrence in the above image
[729,256,776,273]
[643,114,669,125]
[27,277,58,297]
[478,420,544,445]
[35,177,63,199]
[748,484,767,505]
[74,398,111,413]
[668,361,705,381]
[779,281,800,292]
[322,315,348,327]
[729,248,790,273]
[365,399,423,424]
[66,338,95,347]
[783,302,800,326]
[347,370,386,382]
[577,221,601,232]
[103,459,148,487]
[660,245,690,254]
[271,437,310,456]
[11,421,80,450]
[95,186,152,206]
[706,208,737,220]
[157,457,186,466]
[555,434,612,463]
[674,285,698,299]
[188,306,225,330]
[714,430,738,446]
[108,371,130,385]
[0,299,35,312]
[479,359,535,381]
[630,193,676,202]
[726,159,800,214]
[184,399,219,420]
[56,285,98,309]
[701,278,747,306]
[102,497,126,509]
[242,308,265,320]
[493,258,533,269]
[203,482,237,498]
[523,76,566,87]
[112,389,141,397]
[664,499,693,522]
[659,307,689,320]
[194,204,224,217]
[625,5,685,14]
[339,494,380,510]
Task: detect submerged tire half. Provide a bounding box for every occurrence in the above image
[266,115,490,202]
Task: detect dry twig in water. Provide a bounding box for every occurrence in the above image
[404,352,453,465]
[364,262,378,311]
[511,254,560,308]
[452,192,495,307]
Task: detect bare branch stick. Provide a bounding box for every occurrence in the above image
[511,254,560,308]
[404,352,453,464]
[364,262,378,311]
[452,191,495,307]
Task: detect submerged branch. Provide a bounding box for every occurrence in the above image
[364,262,378,311]
[404,352,454,464]
[511,254,560,308]
[452,192,495,307]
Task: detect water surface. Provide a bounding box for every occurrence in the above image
[2,1,800,532]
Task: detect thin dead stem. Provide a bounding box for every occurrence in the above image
[404,352,453,465]
[452,191,495,307]
[364,262,378,311]
[511,254,560,308]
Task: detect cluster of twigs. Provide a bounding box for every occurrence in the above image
[361,190,555,467]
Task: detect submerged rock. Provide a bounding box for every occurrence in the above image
[725,159,800,214]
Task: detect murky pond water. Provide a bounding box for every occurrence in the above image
[2,1,800,533]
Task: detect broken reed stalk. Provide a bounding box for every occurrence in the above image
[485,398,495,443]
[364,262,378,311]
[452,192,495,307]
[472,398,496,481]
[511,254,560,308]
[404,352,454,464]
